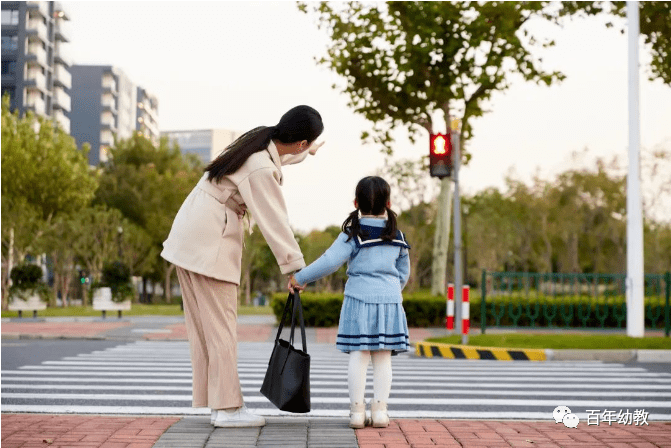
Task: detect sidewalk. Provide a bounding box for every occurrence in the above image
[2,414,671,448]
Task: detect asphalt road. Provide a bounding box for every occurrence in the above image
[2,339,671,421]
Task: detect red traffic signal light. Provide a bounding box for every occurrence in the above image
[429,133,452,178]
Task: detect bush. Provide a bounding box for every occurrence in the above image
[99,261,134,303]
[9,264,49,302]
[270,291,447,327]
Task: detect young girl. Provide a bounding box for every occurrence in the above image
[290,176,410,429]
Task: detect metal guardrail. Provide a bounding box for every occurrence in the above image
[480,271,670,337]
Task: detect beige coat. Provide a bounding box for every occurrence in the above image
[161,142,308,284]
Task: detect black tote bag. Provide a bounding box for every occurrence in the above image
[260,291,311,413]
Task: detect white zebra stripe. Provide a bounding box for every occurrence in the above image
[3,392,669,408]
[3,384,671,398]
[3,376,671,389]
[6,369,671,383]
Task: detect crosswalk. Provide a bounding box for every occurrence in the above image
[2,340,671,421]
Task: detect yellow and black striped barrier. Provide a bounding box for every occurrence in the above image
[415,341,546,361]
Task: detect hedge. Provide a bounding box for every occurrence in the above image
[270,291,446,327]
[270,291,668,329]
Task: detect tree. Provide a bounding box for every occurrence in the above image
[1,95,97,308]
[299,1,581,295]
[70,206,128,306]
[241,225,279,305]
[94,134,203,302]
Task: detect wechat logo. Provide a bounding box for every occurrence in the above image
[553,406,579,428]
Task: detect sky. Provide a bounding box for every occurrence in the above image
[65,1,671,233]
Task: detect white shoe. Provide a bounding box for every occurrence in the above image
[349,402,366,429]
[211,410,217,424]
[213,405,266,428]
[371,400,390,427]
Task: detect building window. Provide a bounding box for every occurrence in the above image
[1,61,17,76]
[1,35,18,51]
[1,9,19,25]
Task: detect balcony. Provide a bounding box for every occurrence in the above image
[102,74,117,93]
[26,1,49,19]
[54,18,70,43]
[25,19,48,43]
[53,87,70,112]
[101,94,116,112]
[53,110,70,134]
[53,64,71,89]
[24,69,47,93]
[138,102,158,121]
[25,43,48,68]
[54,43,71,67]
[25,93,46,116]
[100,130,114,146]
[101,112,116,131]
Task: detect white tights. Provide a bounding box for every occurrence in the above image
[347,350,392,405]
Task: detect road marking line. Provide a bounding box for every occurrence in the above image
[4,384,671,397]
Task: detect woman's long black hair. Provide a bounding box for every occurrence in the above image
[342,176,398,242]
[205,105,324,182]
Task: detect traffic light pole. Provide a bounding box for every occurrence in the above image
[451,128,467,345]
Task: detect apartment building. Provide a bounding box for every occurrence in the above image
[136,86,159,144]
[1,1,72,133]
[161,129,242,165]
[70,65,159,165]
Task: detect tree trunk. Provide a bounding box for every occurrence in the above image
[244,269,251,306]
[164,263,175,303]
[2,227,14,310]
[541,215,552,272]
[431,177,453,296]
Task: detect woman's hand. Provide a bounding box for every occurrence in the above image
[288,275,305,293]
[308,141,325,155]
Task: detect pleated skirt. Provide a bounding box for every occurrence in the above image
[336,295,410,355]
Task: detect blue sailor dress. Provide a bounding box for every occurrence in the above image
[294,219,412,355]
[336,225,411,355]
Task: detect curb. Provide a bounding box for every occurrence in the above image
[415,341,546,361]
[415,341,671,362]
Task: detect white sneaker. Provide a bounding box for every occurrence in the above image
[211,410,217,424]
[213,405,266,428]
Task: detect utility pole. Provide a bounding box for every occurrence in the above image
[626,1,644,338]
[451,119,467,345]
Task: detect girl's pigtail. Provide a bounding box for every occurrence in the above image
[381,207,398,242]
[341,209,361,242]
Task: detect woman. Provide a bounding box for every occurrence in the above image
[161,105,324,427]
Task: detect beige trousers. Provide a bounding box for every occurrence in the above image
[176,266,243,410]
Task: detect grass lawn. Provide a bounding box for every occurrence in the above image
[426,333,671,350]
[1,304,274,318]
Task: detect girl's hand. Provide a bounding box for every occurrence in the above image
[288,275,305,293]
[308,141,325,155]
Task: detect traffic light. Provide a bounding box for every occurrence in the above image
[429,133,452,178]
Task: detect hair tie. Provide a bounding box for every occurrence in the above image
[270,126,280,137]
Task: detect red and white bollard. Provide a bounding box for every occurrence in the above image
[446,284,454,330]
[446,284,470,335]
[462,285,470,335]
